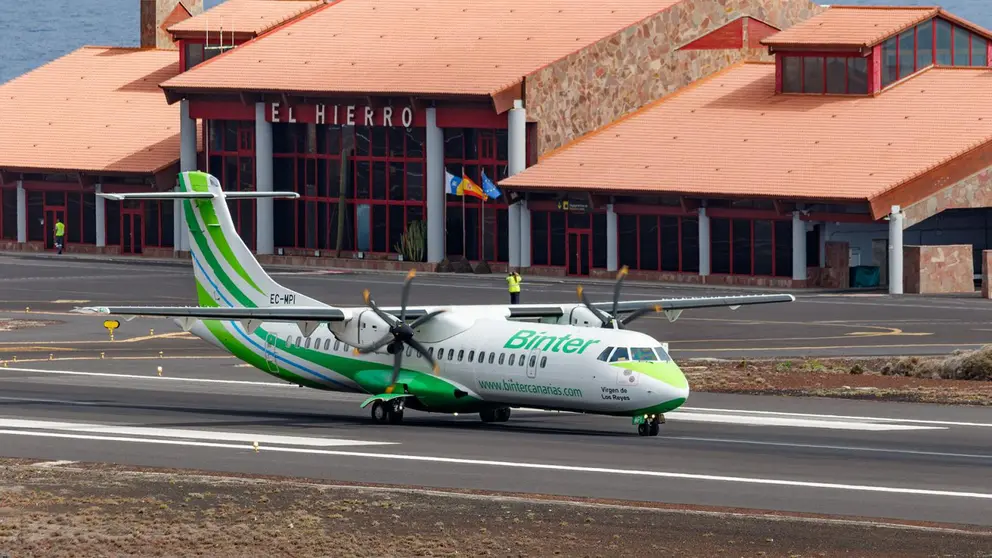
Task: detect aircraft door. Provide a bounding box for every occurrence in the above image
[263,333,278,373]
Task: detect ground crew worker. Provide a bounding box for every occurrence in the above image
[54,218,65,254]
[506,270,521,304]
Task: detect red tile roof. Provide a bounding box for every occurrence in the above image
[161,0,682,98]
[761,5,992,49]
[0,47,195,175]
[500,62,992,212]
[167,0,325,38]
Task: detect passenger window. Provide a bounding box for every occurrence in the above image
[458,350,464,362]
[610,347,629,362]
[488,353,495,364]
[324,339,331,351]
[295,336,302,346]
[285,336,292,346]
[468,350,475,361]
[406,346,413,357]
[428,347,434,356]
[509,354,515,366]
[529,355,536,367]
[630,347,655,361]
[519,354,525,366]
[597,347,613,362]
[437,348,444,360]
[478,351,485,363]
[540,356,547,368]
[499,354,505,365]
[334,340,340,350]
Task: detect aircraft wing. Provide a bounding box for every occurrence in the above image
[73,305,348,321]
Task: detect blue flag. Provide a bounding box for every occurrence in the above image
[480,169,502,199]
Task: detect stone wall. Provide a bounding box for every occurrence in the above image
[525,0,824,155]
[903,245,974,294]
[903,167,992,229]
[819,241,850,289]
[141,0,203,49]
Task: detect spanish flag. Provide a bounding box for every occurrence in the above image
[445,170,488,201]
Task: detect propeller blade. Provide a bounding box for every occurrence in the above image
[612,266,628,319]
[577,285,613,326]
[352,333,394,355]
[363,290,399,327]
[620,305,662,326]
[399,269,415,323]
[407,338,440,375]
[409,309,446,329]
[389,348,403,386]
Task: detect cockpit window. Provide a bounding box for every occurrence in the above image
[653,346,672,361]
[597,347,613,362]
[609,347,629,362]
[630,347,656,361]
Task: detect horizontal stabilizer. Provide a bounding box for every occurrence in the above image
[97,191,299,201]
[72,305,348,322]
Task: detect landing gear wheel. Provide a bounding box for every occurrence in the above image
[495,407,511,422]
[371,400,389,424]
[480,408,498,423]
[388,409,404,424]
[637,414,664,436]
[637,423,651,436]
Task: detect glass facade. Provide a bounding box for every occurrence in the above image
[782,54,869,95]
[881,17,989,88]
[0,186,16,240]
[443,128,509,262]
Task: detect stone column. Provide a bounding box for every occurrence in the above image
[255,102,274,255]
[95,184,106,248]
[888,205,904,295]
[519,199,531,268]
[178,99,197,252]
[507,100,526,269]
[606,203,618,271]
[697,207,710,276]
[792,210,807,281]
[425,107,444,263]
[16,180,26,243]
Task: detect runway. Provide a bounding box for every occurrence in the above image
[1,359,991,527]
[2,254,992,529]
[3,254,992,360]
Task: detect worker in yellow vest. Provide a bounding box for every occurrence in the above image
[54,219,65,254]
[506,270,522,304]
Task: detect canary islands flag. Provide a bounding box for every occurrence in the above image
[445,170,488,201]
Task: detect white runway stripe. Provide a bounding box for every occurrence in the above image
[0,418,395,447]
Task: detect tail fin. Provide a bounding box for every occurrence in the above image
[100,171,323,309]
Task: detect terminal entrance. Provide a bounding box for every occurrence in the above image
[121,207,143,255]
[44,206,66,251]
[567,231,590,276]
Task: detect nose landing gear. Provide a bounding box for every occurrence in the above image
[480,406,511,423]
[635,413,664,436]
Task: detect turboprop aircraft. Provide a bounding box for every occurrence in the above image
[75,171,795,436]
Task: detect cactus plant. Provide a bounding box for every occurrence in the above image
[394,220,426,262]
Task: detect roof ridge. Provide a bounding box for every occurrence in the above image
[533,60,752,163]
[825,5,939,10]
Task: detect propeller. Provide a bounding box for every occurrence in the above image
[351,269,445,393]
[576,266,661,329]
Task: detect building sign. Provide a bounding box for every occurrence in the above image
[267,102,416,127]
[558,195,591,212]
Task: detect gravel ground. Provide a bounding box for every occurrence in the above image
[0,459,990,558]
[685,356,992,405]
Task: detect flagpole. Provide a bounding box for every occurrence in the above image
[461,166,466,258]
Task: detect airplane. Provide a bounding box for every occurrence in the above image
[74,171,795,437]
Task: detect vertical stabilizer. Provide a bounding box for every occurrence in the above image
[177,171,323,309]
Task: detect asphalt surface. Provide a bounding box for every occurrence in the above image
[2,253,992,359]
[2,253,992,528]
[0,359,991,527]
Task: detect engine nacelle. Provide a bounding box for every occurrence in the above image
[566,305,608,328]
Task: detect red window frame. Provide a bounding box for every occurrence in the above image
[208,120,257,251]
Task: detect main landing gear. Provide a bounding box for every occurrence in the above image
[636,414,665,436]
[371,399,405,424]
[480,406,511,423]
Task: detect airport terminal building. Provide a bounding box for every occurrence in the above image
[3,0,992,293]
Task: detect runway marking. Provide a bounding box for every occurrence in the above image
[0,418,395,447]
[51,299,90,303]
[2,431,989,501]
[673,342,987,352]
[680,407,992,429]
[670,436,992,460]
[0,366,286,386]
[664,412,945,431]
[0,331,196,345]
